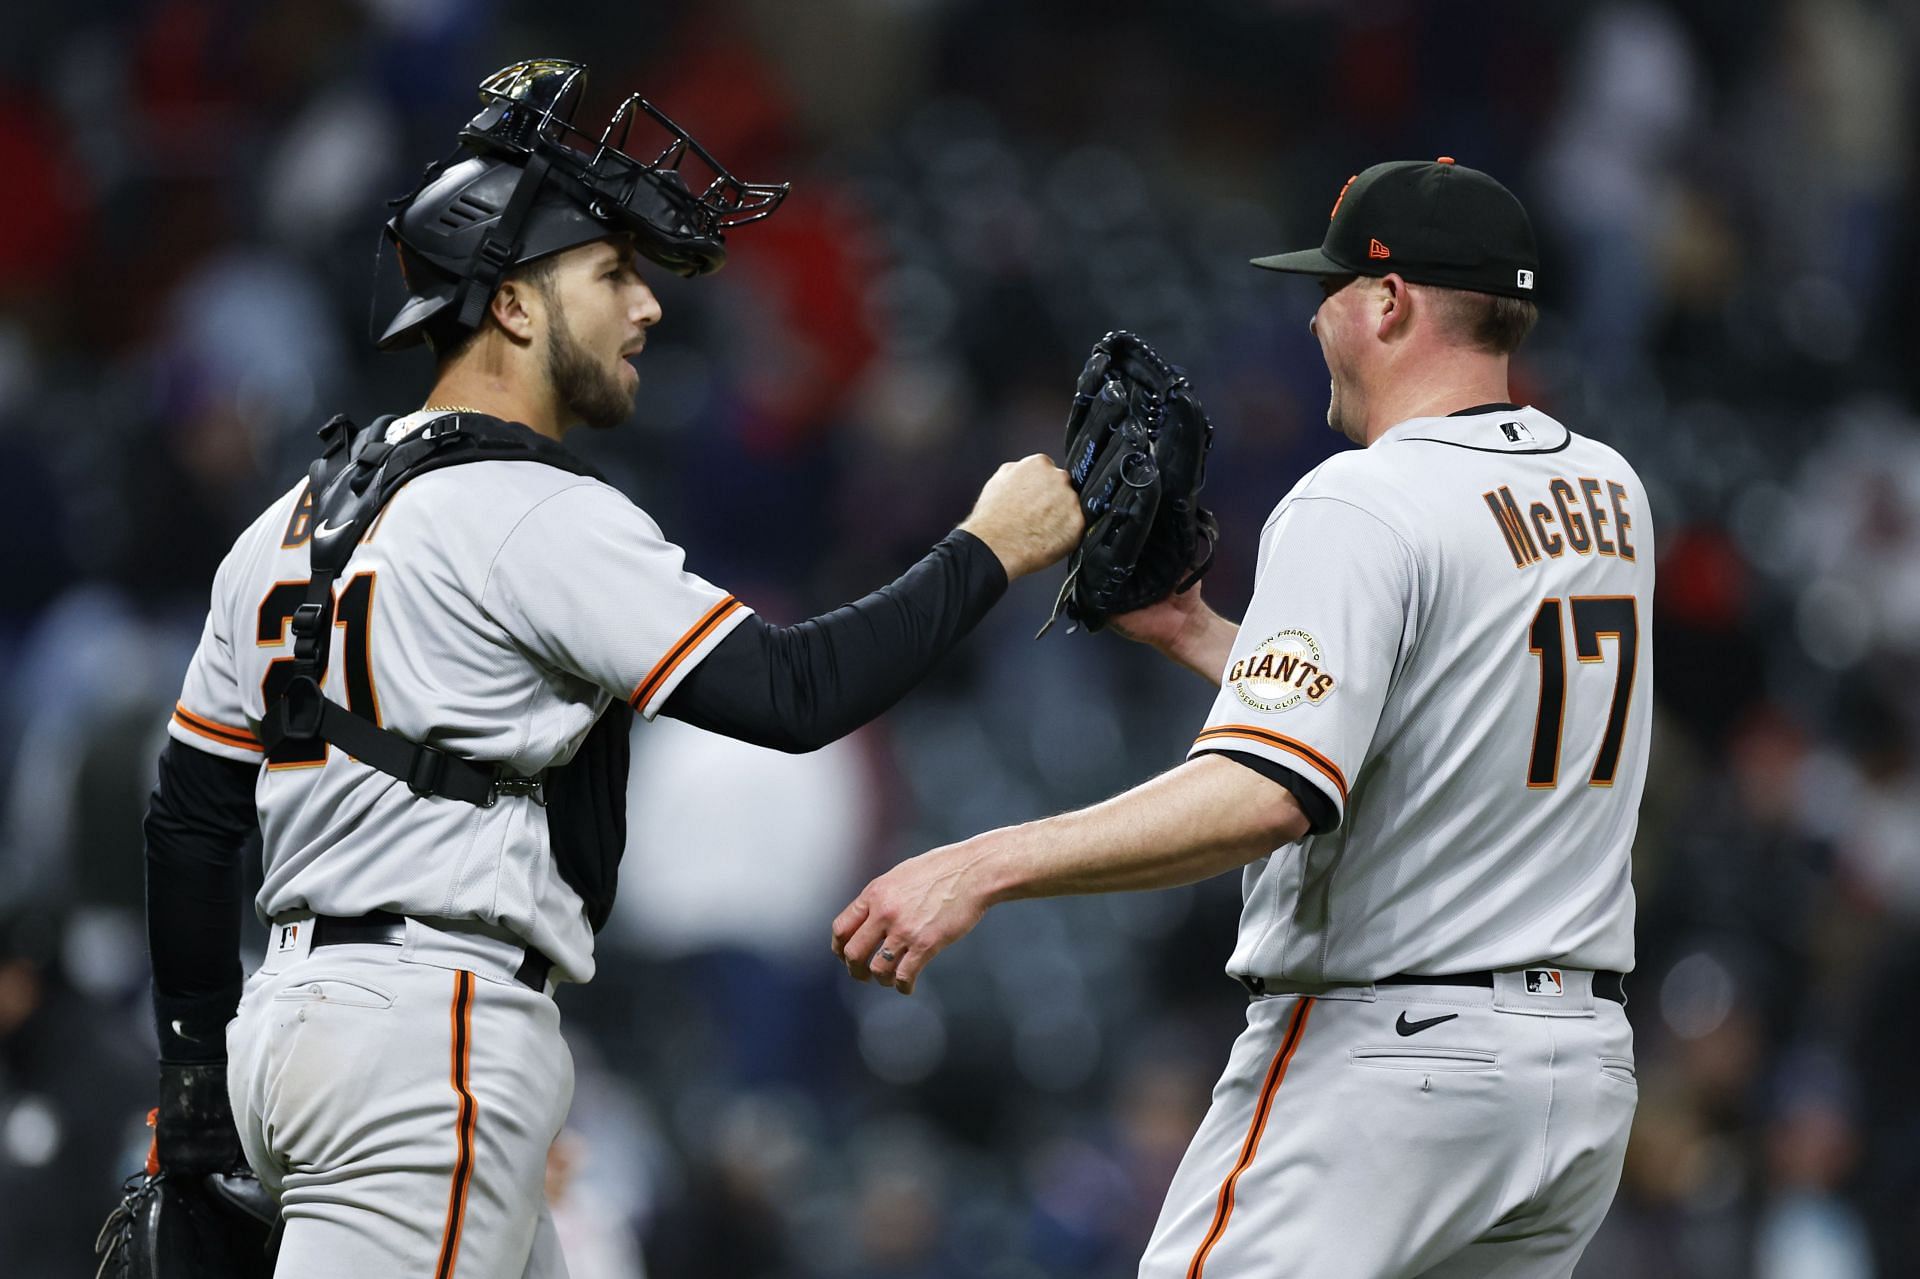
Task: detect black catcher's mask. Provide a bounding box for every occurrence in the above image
[372,58,789,351]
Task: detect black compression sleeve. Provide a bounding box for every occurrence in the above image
[1197,749,1340,836]
[662,529,1008,752]
[145,739,258,1064]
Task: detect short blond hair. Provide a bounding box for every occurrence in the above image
[1422,287,1538,355]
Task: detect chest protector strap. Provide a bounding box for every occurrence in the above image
[257,411,634,930]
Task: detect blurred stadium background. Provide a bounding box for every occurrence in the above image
[0,0,1915,1275]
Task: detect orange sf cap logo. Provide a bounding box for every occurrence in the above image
[1329,174,1357,221]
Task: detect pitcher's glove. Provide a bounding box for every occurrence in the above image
[1041,331,1219,635]
[95,1066,278,1279]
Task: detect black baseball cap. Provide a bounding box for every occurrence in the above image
[1252,157,1540,300]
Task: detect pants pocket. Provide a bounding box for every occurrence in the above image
[1350,1046,1499,1073]
[1598,1054,1637,1088]
[270,977,397,1010]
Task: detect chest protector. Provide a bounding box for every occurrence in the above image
[257,412,631,931]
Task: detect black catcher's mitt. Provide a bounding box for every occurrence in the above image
[1042,331,1219,634]
[95,1074,279,1279]
[95,1164,279,1279]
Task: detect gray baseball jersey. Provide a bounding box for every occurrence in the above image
[1187,404,1652,982]
[1142,404,1652,1278]
[168,410,749,985]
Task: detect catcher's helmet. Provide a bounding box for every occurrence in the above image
[373,58,789,351]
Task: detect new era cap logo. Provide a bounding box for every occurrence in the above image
[1368,238,1391,260]
[1516,269,1534,289]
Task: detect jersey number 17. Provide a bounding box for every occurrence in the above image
[1525,595,1638,789]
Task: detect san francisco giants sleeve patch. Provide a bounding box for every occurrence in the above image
[1227,630,1337,713]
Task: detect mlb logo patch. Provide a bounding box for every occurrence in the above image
[1500,421,1534,445]
[1516,269,1535,290]
[1524,968,1564,996]
[276,923,300,952]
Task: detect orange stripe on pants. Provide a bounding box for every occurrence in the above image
[435,971,477,1279]
[1186,997,1315,1279]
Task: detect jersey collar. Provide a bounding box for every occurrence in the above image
[1374,404,1571,455]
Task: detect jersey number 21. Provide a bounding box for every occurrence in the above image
[257,574,381,767]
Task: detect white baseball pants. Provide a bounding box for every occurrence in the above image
[226,919,574,1279]
[1139,970,1636,1278]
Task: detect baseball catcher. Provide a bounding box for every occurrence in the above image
[131,56,1082,1279]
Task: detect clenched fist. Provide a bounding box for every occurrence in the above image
[958,455,1085,580]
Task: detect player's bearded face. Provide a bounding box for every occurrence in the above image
[540,240,659,431]
[545,305,634,430]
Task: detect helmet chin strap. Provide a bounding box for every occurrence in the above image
[455,151,553,332]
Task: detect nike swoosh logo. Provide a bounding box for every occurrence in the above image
[1395,1012,1460,1037]
[314,519,350,538]
[169,1019,203,1042]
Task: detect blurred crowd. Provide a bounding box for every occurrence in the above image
[0,0,1917,1275]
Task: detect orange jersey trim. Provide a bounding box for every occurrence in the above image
[1186,997,1315,1278]
[435,970,477,1279]
[1194,725,1348,803]
[172,704,263,753]
[629,595,742,711]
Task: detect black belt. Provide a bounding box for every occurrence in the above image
[308,912,553,992]
[1239,969,1626,1004]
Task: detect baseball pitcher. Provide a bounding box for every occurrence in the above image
[834,158,1650,1278]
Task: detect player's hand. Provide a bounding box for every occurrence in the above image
[831,842,992,995]
[1110,581,1211,652]
[1111,583,1237,684]
[958,455,1085,580]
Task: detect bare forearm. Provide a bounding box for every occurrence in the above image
[1112,587,1238,684]
[831,755,1309,993]
[974,754,1307,901]
[1166,608,1239,686]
